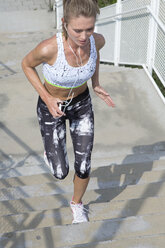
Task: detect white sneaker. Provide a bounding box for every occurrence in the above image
[44,152,54,174]
[44,151,49,166]
[70,200,88,224]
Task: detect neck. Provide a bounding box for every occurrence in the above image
[67,37,79,50]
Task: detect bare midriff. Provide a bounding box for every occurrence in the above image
[44,81,88,101]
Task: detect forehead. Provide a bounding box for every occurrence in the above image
[68,15,96,28]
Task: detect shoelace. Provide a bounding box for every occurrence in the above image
[70,201,92,215]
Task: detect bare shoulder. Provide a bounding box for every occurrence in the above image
[22,34,58,67]
[34,34,57,62]
[93,32,105,51]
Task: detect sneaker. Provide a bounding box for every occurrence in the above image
[44,152,54,174]
[44,151,49,166]
[70,200,88,224]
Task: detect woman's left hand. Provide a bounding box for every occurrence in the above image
[93,85,115,107]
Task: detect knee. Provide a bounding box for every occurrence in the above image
[53,169,69,180]
[75,161,91,179]
[45,155,69,180]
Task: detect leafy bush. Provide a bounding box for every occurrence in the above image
[98,0,117,8]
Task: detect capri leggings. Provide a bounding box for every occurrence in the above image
[37,87,94,180]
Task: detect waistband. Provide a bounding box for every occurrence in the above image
[63,87,89,106]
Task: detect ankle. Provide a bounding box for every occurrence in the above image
[72,196,82,204]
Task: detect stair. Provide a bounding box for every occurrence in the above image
[0,156,165,247]
[1,0,165,246]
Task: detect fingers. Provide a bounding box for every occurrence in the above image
[94,87,115,107]
[48,101,65,118]
[54,104,66,117]
[105,96,115,107]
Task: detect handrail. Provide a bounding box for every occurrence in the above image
[96,4,165,35]
[96,6,149,23]
[147,6,165,34]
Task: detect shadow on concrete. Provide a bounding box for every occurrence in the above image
[0,122,70,247]
[0,121,42,165]
[1,119,165,246]
[86,141,165,246]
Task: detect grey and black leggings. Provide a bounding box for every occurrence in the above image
[37,87,94,180]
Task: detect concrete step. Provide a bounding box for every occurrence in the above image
[63,235,165,248]
[2,151,165,172]
[0,0,49,12]
[0,180,165,216]
[1,163,165,190]
[0,213,165,247]
[0,157,165,179]
[1,169,165,202]
[0,10,55,33]
[1,159,165,201]
[0,196,165,234]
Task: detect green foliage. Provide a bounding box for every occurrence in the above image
[98,0,117,8]
[152,71,165,97]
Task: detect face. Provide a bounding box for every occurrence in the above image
[65,15,96,47]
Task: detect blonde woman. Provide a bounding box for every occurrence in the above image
[22,0,114,224]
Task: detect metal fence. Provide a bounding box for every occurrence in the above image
[54,0,165,88]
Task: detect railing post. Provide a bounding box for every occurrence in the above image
[147,0,160,75]
[48,0,52,11]
[54,0,63,30]
[114,0,122,66]
[53,0,57,29]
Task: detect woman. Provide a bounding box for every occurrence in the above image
[22,0,115,224]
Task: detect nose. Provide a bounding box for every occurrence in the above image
[80,31,88,40]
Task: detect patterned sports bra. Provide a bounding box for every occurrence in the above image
[42,32,97,89]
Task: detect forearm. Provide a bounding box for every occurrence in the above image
[92,51,100,88]
[22,62,50,103]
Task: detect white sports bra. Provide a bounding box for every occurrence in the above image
[42,32,97,89]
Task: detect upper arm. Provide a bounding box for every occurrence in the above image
[22,37,57,68]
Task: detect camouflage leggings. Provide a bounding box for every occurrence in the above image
[37,88,94,180]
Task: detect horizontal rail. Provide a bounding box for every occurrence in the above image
[147,6,165,35]
[54,0,63,7]
[96,6,149,23]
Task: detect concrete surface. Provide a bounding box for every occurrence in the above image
[1,29,165,166]
[0,0,50,12]
[1,2,165,248]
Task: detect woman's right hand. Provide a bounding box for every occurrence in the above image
[45,96,65,118]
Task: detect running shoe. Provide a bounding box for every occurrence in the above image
[44,151,49,166]
[44,152,54,174]
[70,200,88,224]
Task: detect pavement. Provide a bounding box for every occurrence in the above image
[0,0,50,11]
[1,2,165,248]
[0,4,165,166]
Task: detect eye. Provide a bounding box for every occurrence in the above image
[74,29,82,33]
[87,28,94,32]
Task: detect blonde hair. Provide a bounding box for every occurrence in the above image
[63,0,100,39]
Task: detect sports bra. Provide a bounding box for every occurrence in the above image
[42,32,97,89]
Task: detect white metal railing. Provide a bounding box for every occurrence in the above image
[54,0,165,89]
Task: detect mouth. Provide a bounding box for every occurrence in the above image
[79,40,88,45]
